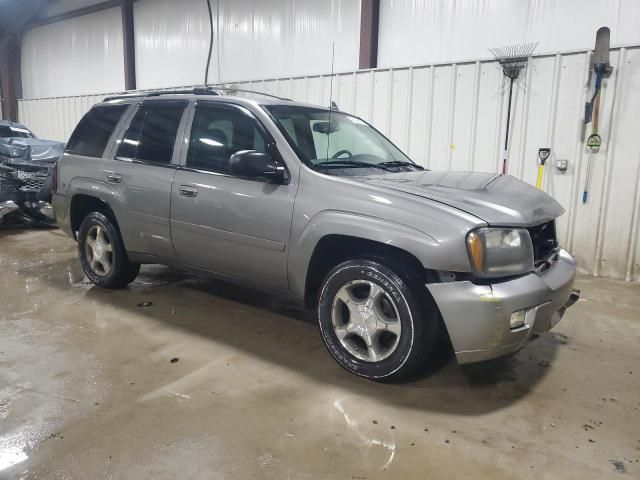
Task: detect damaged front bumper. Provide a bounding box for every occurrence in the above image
[0,164,56,225]
[427,249,579,364]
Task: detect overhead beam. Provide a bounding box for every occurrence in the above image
[359,0,380,69]
[121,0,136,90]
[0,36,21,121]
[26,0,122,29]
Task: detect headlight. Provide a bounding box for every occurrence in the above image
[10,145,29,158]
[466,227,534,277]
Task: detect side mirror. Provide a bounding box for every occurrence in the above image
[229,150,286,183]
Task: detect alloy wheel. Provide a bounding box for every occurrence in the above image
[330,280,402,362]
[84,225,113,276]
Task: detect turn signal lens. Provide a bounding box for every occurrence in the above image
[467,231,484,272]
[465,228,534,277]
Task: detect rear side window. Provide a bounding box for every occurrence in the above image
[116,102,186,164]
[66,104,128,157]
[186,105,267,173]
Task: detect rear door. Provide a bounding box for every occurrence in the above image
[170,101,296,288]
[102,99,189,260]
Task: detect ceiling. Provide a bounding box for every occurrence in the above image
[0,0,54,41]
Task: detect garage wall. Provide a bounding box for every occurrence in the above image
[17,45,640,282]
[19,0,361,96]
[378,0,640,67]
[134,0,361,89]
[21,7,125,98]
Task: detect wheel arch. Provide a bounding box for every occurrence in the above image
[303,234,440,308]
[288,211,446,308]
[69,193,120,240]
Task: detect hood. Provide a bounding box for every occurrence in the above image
[0,137,65,165]
[357,170,564,226]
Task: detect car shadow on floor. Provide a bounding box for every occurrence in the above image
[38,260,561,416]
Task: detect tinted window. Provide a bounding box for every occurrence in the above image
[66,104,128,157]
[186,105,266,173]
[116,102,186,164]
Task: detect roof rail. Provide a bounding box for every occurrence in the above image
[207,86,291,101]
[103,87,221,102]
[103,86,291,102]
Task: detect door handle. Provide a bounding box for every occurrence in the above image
[106,172,122,184]
[179,185,198,197]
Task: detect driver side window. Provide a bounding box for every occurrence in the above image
[187,105,267,174]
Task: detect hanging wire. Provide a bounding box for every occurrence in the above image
[204,0,214,85]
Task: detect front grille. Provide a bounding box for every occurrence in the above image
[19,173,47,191]
[0,167,48,193]
[528,220,558,262]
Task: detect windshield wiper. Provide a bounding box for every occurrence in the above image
[315,160,389,170]
[377,160,424,170]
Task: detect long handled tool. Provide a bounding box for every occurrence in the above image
[536,148,551,189]
[583,27,612,203]
[489,43,537,174]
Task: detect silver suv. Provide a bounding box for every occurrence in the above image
[53,89,579,381]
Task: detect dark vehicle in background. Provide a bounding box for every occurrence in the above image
[0,119,64,226]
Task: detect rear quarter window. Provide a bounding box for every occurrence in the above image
[65,104,129,157]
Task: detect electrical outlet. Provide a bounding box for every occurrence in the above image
[556,159,568,173]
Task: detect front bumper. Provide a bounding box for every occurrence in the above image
[427,249,579,364]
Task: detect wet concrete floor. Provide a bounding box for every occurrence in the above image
[1,229,639,479]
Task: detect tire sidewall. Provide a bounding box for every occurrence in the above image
[78,212,127,288]
[318,261,418,380]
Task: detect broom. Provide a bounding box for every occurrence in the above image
[489,42,537,174]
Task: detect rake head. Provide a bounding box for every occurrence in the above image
[489,42,538,79]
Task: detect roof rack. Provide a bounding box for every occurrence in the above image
[103,87,220,102]
[103,86,290,102]
[207,86,291,101]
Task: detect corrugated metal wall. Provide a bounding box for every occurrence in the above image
[17,46,640,282]
[21,7,125,98]
[20,0,361,95]
[378,0,640,67]
[134,0,361,88]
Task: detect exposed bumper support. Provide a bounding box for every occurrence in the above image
[427,249,578,364]
[0,200,19,222]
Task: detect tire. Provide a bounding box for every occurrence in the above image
[317,258,438,382]
[77,211,140,289]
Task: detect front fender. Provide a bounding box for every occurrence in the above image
[287,210,468,299]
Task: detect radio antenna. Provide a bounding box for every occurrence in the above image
[325,42,335,162]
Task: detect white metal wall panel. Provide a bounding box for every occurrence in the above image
[18,93,107,142]
[134,0,360,89]
[21,8,125,98]
[379,0,640,68]
[133,0,211,89]
[17,46,640,281]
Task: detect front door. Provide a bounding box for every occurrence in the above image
[170,102,295,289]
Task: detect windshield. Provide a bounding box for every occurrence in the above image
[0,125,32,139]
[264,105,417,172]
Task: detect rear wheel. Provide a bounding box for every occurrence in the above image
[317,259,437,381]
[77,212,139,288]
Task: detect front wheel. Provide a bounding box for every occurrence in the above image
[77,212,140,289]
[317,259,437,381]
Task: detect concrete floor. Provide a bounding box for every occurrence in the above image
[0,229,639,480]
